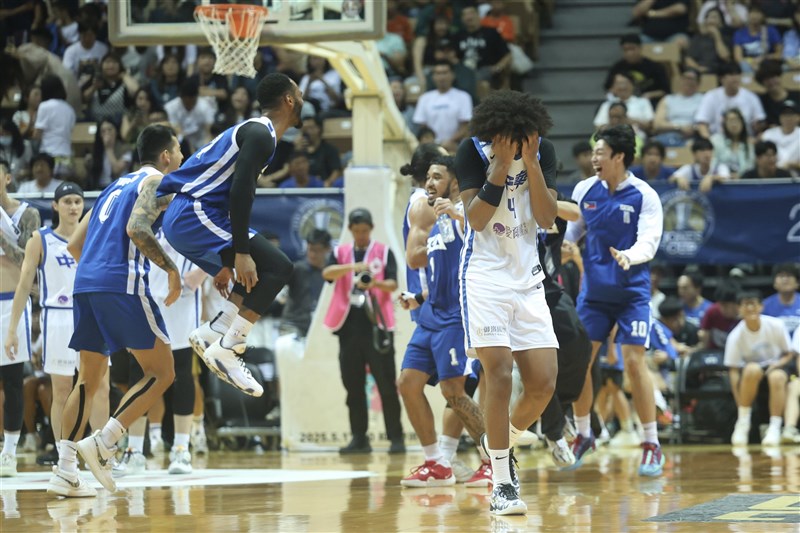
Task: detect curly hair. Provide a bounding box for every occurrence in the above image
[469,90,553,144]
[400,143,444,186]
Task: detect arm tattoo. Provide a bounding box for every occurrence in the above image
[0,207,41,267]
[127,178,178,274]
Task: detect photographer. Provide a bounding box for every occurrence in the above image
[322,208,404,454]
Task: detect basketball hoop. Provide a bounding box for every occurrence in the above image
[194,4,269,78]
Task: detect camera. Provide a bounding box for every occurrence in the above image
[356,271,372,285]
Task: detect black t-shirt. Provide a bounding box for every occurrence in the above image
[454,136,558,192]
[740,166,793,179]
[308,141,342,182]
[189,73,230,111]
[642,0,690,40]
[675,321,700,347]
[604,58,670,97]
[760,91,800,127]
[455,27,509,69]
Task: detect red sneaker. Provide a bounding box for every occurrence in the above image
[638,442,665,477]
[464,460,493,488]
[401,460,455,487]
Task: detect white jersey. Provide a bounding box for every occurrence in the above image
[0,202,29,257]
[148,229,201,350]
[38,227,77,309]
[461,141,544,291]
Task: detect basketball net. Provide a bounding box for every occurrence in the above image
[194,4,269,78]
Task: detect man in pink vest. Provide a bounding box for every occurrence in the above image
[322,208,405,454]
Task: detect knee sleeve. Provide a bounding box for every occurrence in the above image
[233,233,294,315]
[1,363,24,432]
[172,348,195,416]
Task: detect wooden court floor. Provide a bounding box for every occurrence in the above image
[1,444,798,532]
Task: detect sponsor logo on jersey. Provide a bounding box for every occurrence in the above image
[505,169,527,191]
[492,222,531,239]
[477,325,506,337]
[583,201,597,210]
[57,295,70,305]
[659,190,715,258]
[427,233,448,253]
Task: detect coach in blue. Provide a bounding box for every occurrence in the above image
[565,124,666,477]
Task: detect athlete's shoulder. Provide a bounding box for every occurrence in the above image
[626,174,661,207]
[409,187,428,204]
[572,176,600,203]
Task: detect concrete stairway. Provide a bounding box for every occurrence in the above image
[523,0,637,174]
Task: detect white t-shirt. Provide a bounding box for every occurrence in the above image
[694,87,766,135]
[62,40,109,76]
[792,326,800,353]
[298,70,342,112]
[34,99,76,158]
[61,22,79,45]
[413,87,473,144]
[17,178,64,194]
[724,315,791,367]
[761,126,800,169]
[593,96,654,128]
[164,97,215,151]
[672,162,731,181]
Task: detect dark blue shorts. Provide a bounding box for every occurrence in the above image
[70,292,170,355]
[577,295,652,348]
[402,324,469,385]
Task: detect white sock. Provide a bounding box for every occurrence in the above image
[576,415,591,438]
[642,421,659,445]
[211,300,239,334]
[509,424,523,448]
[769,416,783,429]
[621,418,634,433]
[174,433,190,448]
[489,447,512,485]
[2,432,20,456]
[438,435,459,462]
[58,440,79,474]
[422,442,445,464]
[222,315,254,348]
[55,441,62,455]
[150,423,162,442]
[100,418,125,449]
[128,435,145,453]
[738,406,752,423]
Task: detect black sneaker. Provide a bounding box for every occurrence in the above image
[339,437,372,454]
[36,448,59,466]
[388,439,406,454]
[489,482,527,515]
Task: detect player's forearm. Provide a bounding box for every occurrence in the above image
[525,157,557,228]
[322,263,358,281]
[463,162,509,231]
[8,269,35,336]
[406,244,428,269]
[374,279,397,293]
[129,228,179,275]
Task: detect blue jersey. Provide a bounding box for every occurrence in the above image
[684,298,712,328]
[403,187,428,321]
[566,174,663,304]
[157,117,276,209]
[418,213,464,329]
[74,167,164,296]
[763,292,800,335]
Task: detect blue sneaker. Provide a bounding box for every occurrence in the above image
[638,442,665,477]
[564,432,596,471]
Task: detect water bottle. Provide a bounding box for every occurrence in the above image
[437,214,455,243]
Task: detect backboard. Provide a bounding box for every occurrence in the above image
[108,0,385,46]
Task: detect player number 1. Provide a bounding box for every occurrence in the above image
[630,320,648,337]
[449,348,458,366]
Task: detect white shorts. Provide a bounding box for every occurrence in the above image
[158,292,201,351]
[0,292,31,366]
[41,307,79,376]
[461,279,559,354]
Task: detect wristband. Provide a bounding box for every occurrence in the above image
[414,293,425,305]
[477,181,504,207]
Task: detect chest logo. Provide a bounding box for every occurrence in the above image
[583,201,596,210]
[619,204,634,224]
[56,253,76,269]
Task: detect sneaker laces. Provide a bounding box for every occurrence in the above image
[236,356,254,378]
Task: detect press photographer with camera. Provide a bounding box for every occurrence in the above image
[322,208,405,454]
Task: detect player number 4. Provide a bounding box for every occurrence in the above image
[630,320,648,337]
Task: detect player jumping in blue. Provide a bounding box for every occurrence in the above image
[157,73,302,397]
[565,124,665,476]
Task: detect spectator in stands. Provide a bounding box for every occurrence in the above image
[563,141,594,183]
[604,35,670,105]
[694,62,766,137]
[390,79,417,135]
[761,100,800,173]
[593,102,646,154]
[150,53,184,107]
[13,85,41,140]
[696,1,747,29]
[711,108,756,178]
[629,140,675,181]
[783,5,800,70]
[763,263,800,336]
[17,153,62,194]
[726,290,793,447]
[754,0,797,30]
[84,53,140,124]
[733,5,783,73]
[414,0,464,39]
[669,137,731,192]
[650,263,667,318]
[299,56,343,114]
[700,280,741,350]
[427,42,478,102]
[214,86,257,133]
[417,127,436,144]
[659,297,700,357]
[85,119,133,191]
[686,8,732,76]
[279,228,331,337]
[455,4,511,89]
[416,15,454,89]
[387,0,414,47]
[632,0,691,50]
[32,75,75,179]
[653,69,704,146]
[677,269,713,328]
[121,88,160,145]
[279,152,325,189]
[0,120,32,184]
[740,140,793,179]
[295,116,343,188]
[377,23,408,78]
[413,60,473,152]
[62,21,108,78]
[164,78,215,153]
[190,48,229,113]
[51,1,80,47]
[756,60,800,127]
[480,1,515,43]
[594,72,655,134]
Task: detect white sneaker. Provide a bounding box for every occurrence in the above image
[762,424,781,447]
[191,431,209,455]
[19,433,39,453]
[563,416,577,443]
[113,449,146,477]
[516,430,539,447]
[0,452,17,477]
[549,440,576,469]
[76,431,117,492]
[731,420,750,446]
[450,458,475,483]
[203,339,263,397]
[47,466,97,498]
[150,437,165,454]
[597,427,611,445]
[168,446,193,475]
[609,429,642,448]
[781,425,800,444]
[189,320,223,358]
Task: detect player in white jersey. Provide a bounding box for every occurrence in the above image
[455,91,559,515]
[0,160,40,476]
